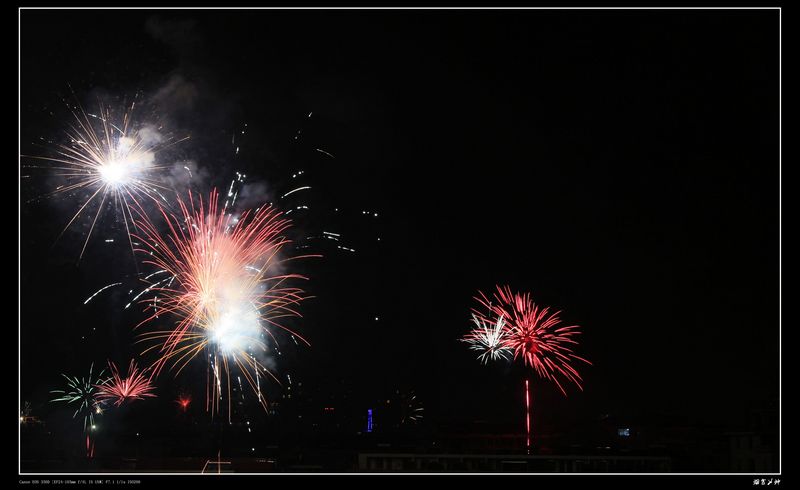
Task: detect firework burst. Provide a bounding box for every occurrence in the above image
[398,391,424,426]
[468,285,591,451]
[50,363,107,457]
[461,314,512,364]
[51,363,106,432]
[94,360,157,407]
[176,394,192,413]
[473,285,590,395]
[25,100,187,258]
[131,189,311,416]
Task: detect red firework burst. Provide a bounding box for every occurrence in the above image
[95,360,157,407]
[473,285,591,395]
[176,394,191,412]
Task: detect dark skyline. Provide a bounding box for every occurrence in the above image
[19,8,780,473]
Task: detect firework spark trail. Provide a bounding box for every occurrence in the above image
[526,379,531,450]
[314,148,335,159]
[124,276,173,310]
[94,360,157,407]
[280,186,311,199]
[129,189,315,416]
[24,101,188,258]
[472,285,591,396]
[83,282,122,305]
[461,314,512,364]
[86,271,168,309]
[144,269,168,280]
[253,354,262,402]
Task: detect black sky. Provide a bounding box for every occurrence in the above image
[20,9,779,440]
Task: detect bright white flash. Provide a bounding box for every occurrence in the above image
[210,303,261,353]
[99,160,129,185]
[98,136,153,188]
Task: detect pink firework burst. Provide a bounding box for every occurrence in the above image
[473,285,591,396]
[130,188,312,416]
[95,360,157,407]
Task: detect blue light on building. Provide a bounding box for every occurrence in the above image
[367,409,373,433]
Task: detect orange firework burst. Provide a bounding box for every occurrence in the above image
[131,189,310,416]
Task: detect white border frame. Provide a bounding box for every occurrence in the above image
[18,5,782,478]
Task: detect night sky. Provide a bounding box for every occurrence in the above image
[20,8,779,461]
